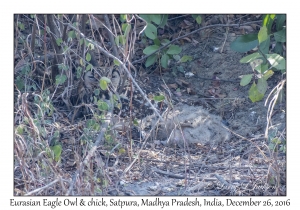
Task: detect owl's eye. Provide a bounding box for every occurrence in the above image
[112,69,120,78]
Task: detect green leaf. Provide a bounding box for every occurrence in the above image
[254,62,268,74]
[113,94,118,101]
[173,55,180,61]
[166,45,182,55]
[150,14,162,25]
[86,52,91,62]
[145,23,157,40]
[79,38,84,46]
[133,118,139,126]
[266,54,286,70]
[113,59,120,66]
[101,77,111,83]
[100,77,111,83]
[180,55,193,63]
[120,14,127,22]
[16,125,24,135]
[124,24,131,36]
[50,145,62,162]
[263,14,276,34]
[258,26,268,44]
[145,54,158,67]
[258,63,269,74]
[249,82,264,102]
[97,100,109,111]
[21,64,31,74]
[118,148,126,155]
[240,74,253,86]
[257,78,268,95]
[94,89,100,96]
[55,75,67,85]
[230,33,258,53]
[274,28,286,43]
[86,119,99,131]
[177,66,185,73]
[72,22,78,27]
[18,22,25,30]
[274,43,283,55]
[86,64,92,71]
[122,23,129,33]
[58,64,68,71]
[239,52,261,63]
[139,14,151,23]
[259,36,270,55]
[154,95,165,102]
[143,45,160,55]
[161,54,169,68]
[250,59,263,70]
[68,30,76,39]
[121,23,129,32]
[272,137,281,144]
[87,119,96,128]
[100,79,108,90]
[56,38,63,46]
[161,39,170,46]
[76,67,82,79]
[195,15,202,24]
[276,14,286,31]
[16,77,24,90]
[118,35,126,45]
[154,38,161,46]
[262,70,274,80]
[159,15,168,28]
[88,43,94,50]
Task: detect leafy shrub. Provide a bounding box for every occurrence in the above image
[230,14,286,102]
[139,14,185,68]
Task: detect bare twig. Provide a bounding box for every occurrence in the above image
[25,178,60,195]
[81,15,87,60]
[264,79,286,139]
[75,92,113,173]
[103,14,119,59]
[123,107,169,175]
[220,16,229,53]
[30,21,37,55]
[65,22,164,121]
[223,125,269,160]
[65,174,76,196]
[152,167,187,179]
[46,15,62,81]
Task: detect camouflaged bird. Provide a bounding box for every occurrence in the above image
[71,68,121,122]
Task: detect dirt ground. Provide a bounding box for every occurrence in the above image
[105,31,286,196]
